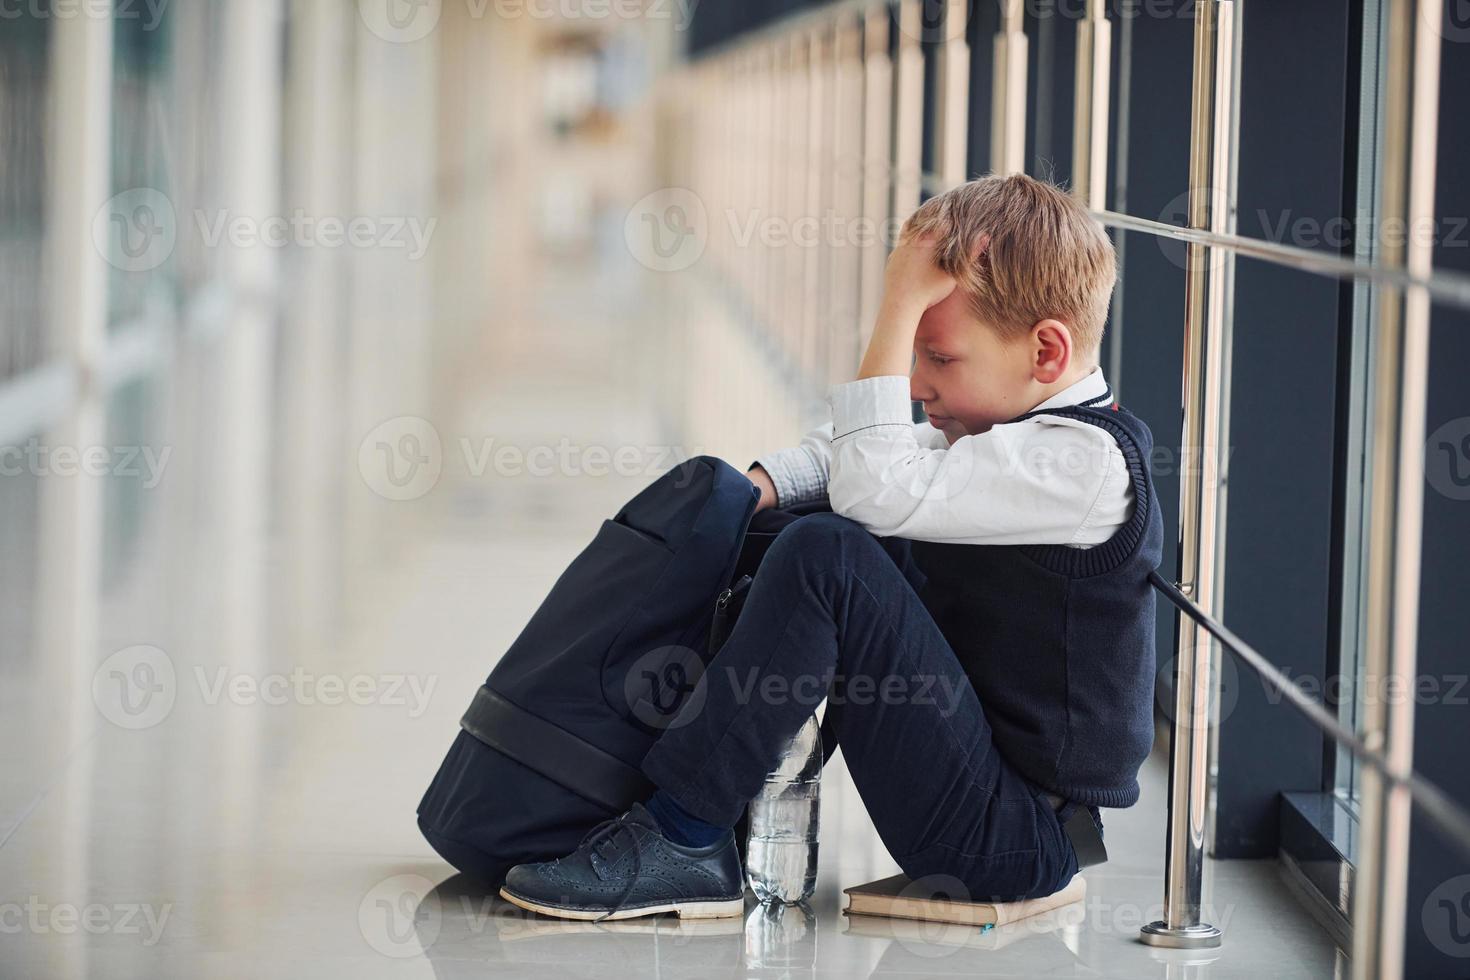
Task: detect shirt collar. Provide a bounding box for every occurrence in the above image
[1029,365,1114,413]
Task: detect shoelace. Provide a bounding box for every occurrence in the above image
[579,813,647,923]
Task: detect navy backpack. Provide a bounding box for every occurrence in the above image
[416,454,830,887]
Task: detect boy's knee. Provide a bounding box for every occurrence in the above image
[762,513,891,579]
[774,512,873,553]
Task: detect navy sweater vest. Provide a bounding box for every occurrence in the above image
[908,402,1164,808]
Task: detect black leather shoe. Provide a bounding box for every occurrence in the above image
[499,802,746,922]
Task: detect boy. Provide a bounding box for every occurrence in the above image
[498,174,1163,921]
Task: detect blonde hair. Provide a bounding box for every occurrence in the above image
[899,173,1117,361]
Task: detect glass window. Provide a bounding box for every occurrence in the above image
[106,7,179,331]
[1336,0,1390,812]
[0,14,50,381]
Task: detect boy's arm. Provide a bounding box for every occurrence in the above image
[748,418,950,511]
[827,375,1130,545]
[747,421,834,509]
[745,228,959,511]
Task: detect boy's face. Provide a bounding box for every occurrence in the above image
[909,289,1038,442]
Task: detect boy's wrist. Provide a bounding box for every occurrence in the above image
[857,292,926,379]
[746,464,778,511]
[876,286,929,324]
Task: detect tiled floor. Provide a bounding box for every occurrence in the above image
[0,251,1346,979]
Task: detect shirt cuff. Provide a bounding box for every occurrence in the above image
[751,446,827,508]
[829,376,915,439]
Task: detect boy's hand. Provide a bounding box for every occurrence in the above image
[747,465,778,511]
[881,233,960,312]
[857,234,958,380]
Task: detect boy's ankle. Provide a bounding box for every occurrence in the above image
[645,789,730,848]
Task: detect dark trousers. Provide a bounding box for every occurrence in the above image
[640,511,1086,901]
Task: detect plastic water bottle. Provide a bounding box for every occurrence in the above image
[744,900,817,969]
[746,713,822,904]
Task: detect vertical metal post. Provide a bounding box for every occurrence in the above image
[728,51,745,309]
[1071,0,1111,209]
[1106,8,1134,392]
[713,53,733,298]
[281,0,353,655]
[212,0,284,860]
[991,0,1026,176]
[750,46,769,323]
[857,8,892,354]
[754,45,773,337]
[1140,0,1237,950]
[36,16,112,978]
[1204,0,1244,863]
[765,40,788,346]
[892,0,924,218]
[934,0,970,189]
[1350,0,1439,976]
[36,0,113,747]
[787,36,809,372]
[830,15,864,383]
[806,25,833,385]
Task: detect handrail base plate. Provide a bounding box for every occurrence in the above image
[1140,920,1224,949]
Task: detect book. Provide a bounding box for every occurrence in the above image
[842,900,1087,950]
[842,873,1087,929]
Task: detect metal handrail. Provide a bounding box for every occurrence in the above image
[1094,207,1470,313]
[1150,571,1470,865]
[918,168,1470,312]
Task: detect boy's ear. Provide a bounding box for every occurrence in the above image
[1030,318,1073,384]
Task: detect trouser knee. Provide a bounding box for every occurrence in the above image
[767,512,879,566]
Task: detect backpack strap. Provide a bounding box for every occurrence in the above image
[461,686,653,813]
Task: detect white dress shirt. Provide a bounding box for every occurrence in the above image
[752,366,1135,548]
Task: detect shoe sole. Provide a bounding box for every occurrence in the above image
[498,887,745,921]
